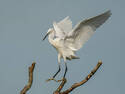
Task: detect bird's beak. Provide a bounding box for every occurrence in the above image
[42,32,49,41]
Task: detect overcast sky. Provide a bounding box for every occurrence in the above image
[0,0,124,94]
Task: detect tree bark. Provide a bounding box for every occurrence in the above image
[20,62,36,94]
[54,61,102,94]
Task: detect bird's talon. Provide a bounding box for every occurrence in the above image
[46,78,54,82]
[46,78,64,82]
[57,78,64,82]
[57,79,62,82]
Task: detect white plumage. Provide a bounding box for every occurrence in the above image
[43,10,111,80]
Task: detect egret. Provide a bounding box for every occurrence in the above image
[43,10,111,81]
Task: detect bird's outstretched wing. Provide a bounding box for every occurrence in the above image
[64,10,112,51]
[53,22,66,39]
[53,16,73,39]
[57,16,72,33]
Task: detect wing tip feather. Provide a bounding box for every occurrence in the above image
[104,10,112,17]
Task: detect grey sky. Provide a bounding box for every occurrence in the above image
[0,0,124,94]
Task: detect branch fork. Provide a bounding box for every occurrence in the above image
[20,61,102,94]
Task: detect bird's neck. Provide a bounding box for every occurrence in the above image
[48,31,55,44]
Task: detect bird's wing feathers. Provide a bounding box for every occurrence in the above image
[57,16,72,32]
[53,16,73,39]
[65,10,112,51]
[53,22,66,39]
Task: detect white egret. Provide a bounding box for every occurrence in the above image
[43,10,111,81]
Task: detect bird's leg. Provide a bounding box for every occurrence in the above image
[53,64,61,78]
[46,54,61,82]
[52,57,67,82]
[63,61,68,78]
[46,64,61,82]
[53,54,61,78]
[63,57,68,78]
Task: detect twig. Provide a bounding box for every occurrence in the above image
[54,61,102,94]
[20,62,36,94]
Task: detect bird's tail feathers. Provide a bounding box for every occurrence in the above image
[66,55,80,60]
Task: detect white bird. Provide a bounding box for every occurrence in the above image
[43,10,111,81]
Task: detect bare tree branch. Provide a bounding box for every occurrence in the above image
[53,61,102,94]
[20,62,36,94]
[53,78,67,94]
[20,61,102,94]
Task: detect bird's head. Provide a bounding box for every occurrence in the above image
[42,28,53,40]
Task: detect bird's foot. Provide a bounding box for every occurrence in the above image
[46,78,64,82]
[46,78,55,82]
[56,78,66,82]
[46,78,59,82]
